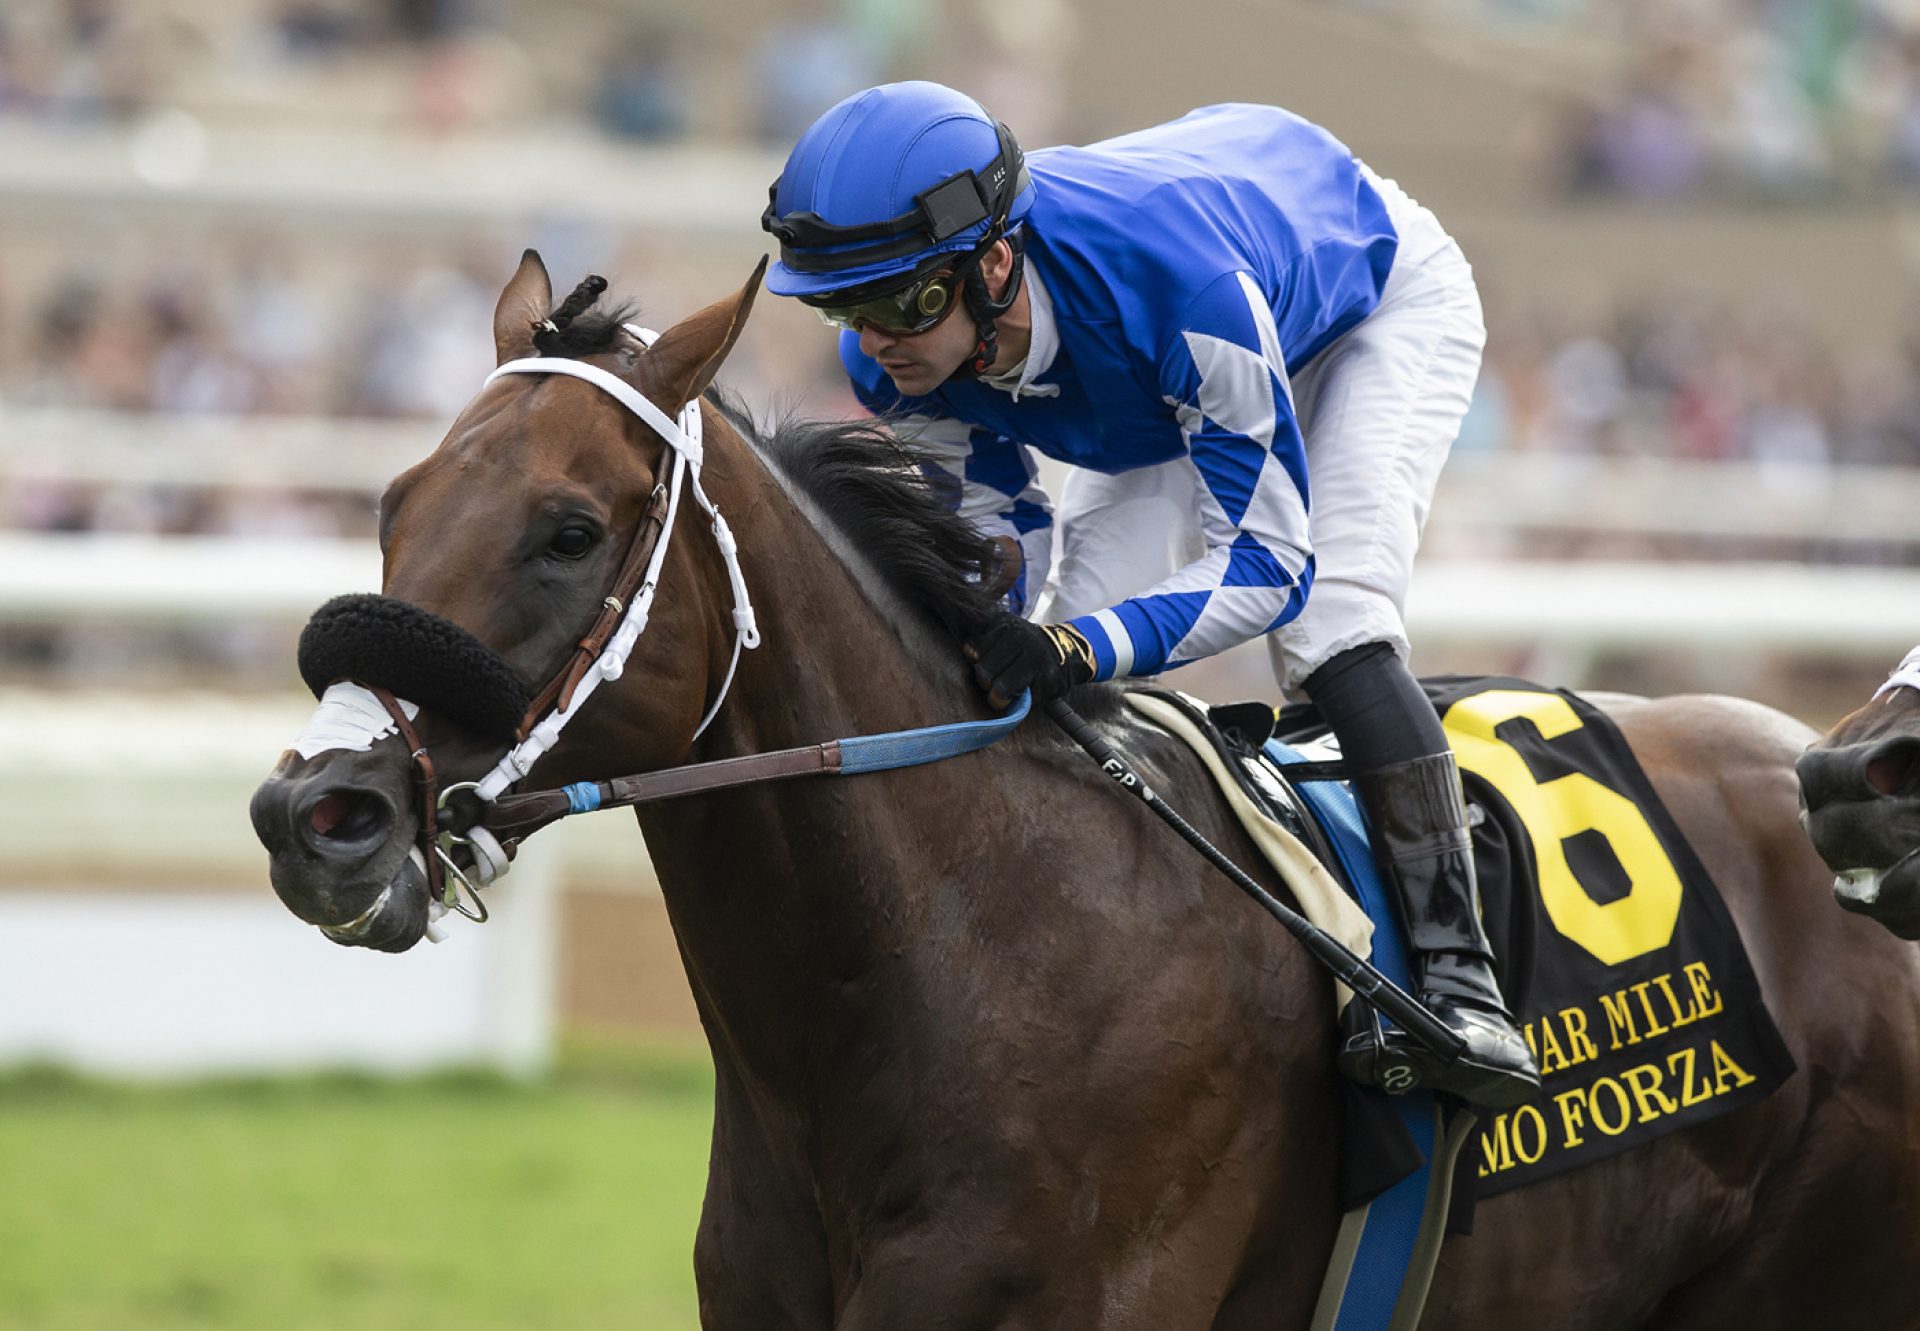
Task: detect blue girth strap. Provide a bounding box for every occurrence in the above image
[1269,739,1474,1331]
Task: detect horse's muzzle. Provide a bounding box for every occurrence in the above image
[1800,735,1920,937]
[1798,736,1920,811]
[317,849,436,953]
[1833,851,1920,940]
[250,748,433,952]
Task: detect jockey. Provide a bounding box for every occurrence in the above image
[760,81,1539,1109]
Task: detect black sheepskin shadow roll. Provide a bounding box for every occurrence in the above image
[297,593,534,741]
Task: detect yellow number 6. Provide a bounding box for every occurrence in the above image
[1442,691,1682,966]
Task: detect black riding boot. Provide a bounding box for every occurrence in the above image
[1302,642,1539,1110]
[1339,752,1540,1109]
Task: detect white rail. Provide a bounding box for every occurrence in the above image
[0,532,1914,654]
[10,407,1919,544]
[3,678,563,1077]
[0,533,379,619]
[1432,453,1920,546]
[1406,560,1917,651]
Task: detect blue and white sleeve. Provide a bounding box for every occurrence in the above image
[1064,270,1314,678]
[838,332,1054,614]
[897,416,1055,617]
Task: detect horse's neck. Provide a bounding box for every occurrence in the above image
[699,450,974,754]
[637,420,999,1093]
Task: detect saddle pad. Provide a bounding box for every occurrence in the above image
[1124,693,1373,998]
[1429,677,1796,1196]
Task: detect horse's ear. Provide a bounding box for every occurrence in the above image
[493,249,553,365]
[643,256,768,408]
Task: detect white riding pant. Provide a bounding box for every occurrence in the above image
[1039,168,1487,694]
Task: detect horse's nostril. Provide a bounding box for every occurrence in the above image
[304,789,389,846]
[1866,746,1916,799]
[310,791,352,837]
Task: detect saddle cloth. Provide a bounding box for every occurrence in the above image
[1132,676,1798,1199]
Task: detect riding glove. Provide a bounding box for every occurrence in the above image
[964,614,1098,709]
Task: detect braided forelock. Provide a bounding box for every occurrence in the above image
[531,275,611,355]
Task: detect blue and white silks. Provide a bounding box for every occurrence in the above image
[844,103,1399,679]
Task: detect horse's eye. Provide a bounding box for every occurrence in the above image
[549,525,596,560]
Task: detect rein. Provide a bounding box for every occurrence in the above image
[473,690,1032,843]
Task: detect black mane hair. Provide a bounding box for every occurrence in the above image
[522,273,1006,649]
[710,392,1007,646]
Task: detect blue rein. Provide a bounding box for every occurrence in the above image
[838,686,1032,773]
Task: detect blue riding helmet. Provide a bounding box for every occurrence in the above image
[762,81,1035,300]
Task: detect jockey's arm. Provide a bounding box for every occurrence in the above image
[889,415,1055,618]
[894,418,1052,614]
[840,330,1056,616]
[1063,269,1315,679]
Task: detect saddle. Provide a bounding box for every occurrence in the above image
[1128,690,1340,857]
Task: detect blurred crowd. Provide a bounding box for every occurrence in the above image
[20,0,1920,192]
[1464,289,1920,467]
[7,244,1916,520]
[8,249,496,423]
[18,0,1920,189]
[1341,0,1920,198]
[0,0,989,149]
[0,0,513,129]
[1556,0,1920,199]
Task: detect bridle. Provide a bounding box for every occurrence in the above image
[1874,646,1920,702]
[365,327,760,927]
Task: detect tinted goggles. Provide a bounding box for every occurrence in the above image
[804,266,960,335]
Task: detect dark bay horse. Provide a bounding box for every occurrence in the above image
[1799,648,1920,938]
[251,255,1920,1328]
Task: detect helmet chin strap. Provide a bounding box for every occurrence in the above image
[947,231,1026,382]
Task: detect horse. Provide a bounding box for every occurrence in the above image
[1798,648,1920,938]
[250,253,1920,1329]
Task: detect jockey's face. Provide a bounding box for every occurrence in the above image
[857,240,1020,396]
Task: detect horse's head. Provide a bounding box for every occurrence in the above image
[1798,651,1920,938]
[250,250,764,951]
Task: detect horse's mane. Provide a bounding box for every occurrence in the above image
[709,391,1005,645]
[709,395,1126,727]
[527,277,1004,648]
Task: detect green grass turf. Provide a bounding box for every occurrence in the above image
[0,1040,716,1330]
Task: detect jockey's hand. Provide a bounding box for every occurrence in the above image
[963,614,1098,710]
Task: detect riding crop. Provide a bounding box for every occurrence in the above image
[1045,697,1468,1065]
